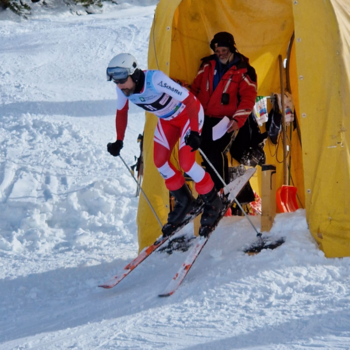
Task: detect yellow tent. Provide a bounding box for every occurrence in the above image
[136,0,350,258]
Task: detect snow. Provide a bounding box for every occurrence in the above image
[1,2,350,349]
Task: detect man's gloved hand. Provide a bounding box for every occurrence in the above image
[107,140,123,157]
[185,131,201,152]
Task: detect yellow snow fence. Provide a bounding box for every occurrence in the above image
[136,0,350,258]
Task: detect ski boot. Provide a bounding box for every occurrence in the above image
[199,187,224,237]
[162,184,195,237]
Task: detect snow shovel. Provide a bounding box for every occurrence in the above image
[275,55,298,213]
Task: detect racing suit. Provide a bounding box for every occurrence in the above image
[114,69,214,195]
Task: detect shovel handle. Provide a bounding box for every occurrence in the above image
[278,55,288,186]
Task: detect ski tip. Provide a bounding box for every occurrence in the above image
[98,284,113,289]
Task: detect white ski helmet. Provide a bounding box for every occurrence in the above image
[106,53,139,82]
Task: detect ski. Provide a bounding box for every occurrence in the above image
[158,235,210,297]
[98,199,204,289]
[159,168,256,297]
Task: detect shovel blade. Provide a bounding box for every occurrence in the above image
[276,185,298,213]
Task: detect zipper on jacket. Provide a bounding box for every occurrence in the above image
[223,75,233,94]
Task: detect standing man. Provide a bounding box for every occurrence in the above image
[191,32,258,190]
[106,53,223,237]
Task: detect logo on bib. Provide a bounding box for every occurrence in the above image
[158,81,182,96]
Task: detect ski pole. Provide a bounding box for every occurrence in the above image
[119,155,163,229]
[198,148,261,236]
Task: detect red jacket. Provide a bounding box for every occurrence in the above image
[191,53,257,128]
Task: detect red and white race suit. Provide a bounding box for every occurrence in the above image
[114,70,214,194]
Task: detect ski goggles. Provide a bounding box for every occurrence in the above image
[106,67,132,84]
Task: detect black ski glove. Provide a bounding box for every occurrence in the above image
[185,131,201,152]
[107,140,123,157]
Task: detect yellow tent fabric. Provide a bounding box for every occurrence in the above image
[292,0,350,257]
[137,0,350,258]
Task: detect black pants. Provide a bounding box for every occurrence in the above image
[200,116,234,191]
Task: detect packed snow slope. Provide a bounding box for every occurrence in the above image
[1,2,350,349]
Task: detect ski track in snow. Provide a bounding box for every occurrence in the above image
[1,2,350,350]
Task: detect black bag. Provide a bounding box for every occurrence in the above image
[230,113,267,167]
[265,95,282,145]
[130,133,144,179]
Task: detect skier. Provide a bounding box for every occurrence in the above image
[106,53,223,237]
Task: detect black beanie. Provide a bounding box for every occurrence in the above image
[210,32,236,52]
